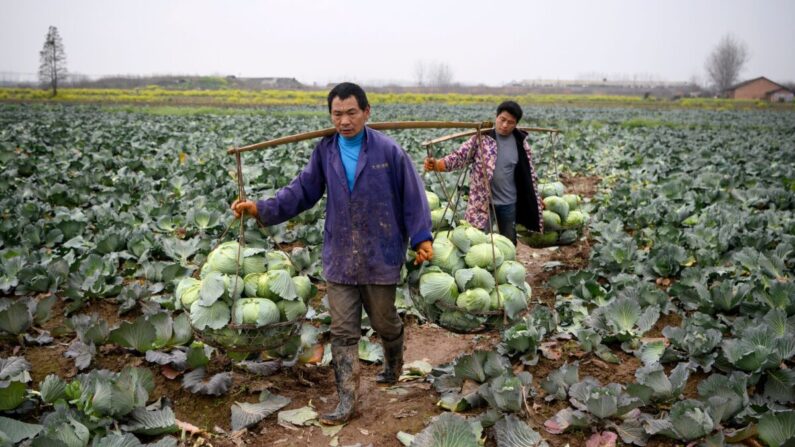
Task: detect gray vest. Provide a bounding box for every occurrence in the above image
[490,133,518,205]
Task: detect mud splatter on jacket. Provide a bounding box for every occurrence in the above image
[257,127,432,285]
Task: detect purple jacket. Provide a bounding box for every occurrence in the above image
[257,127,433,285]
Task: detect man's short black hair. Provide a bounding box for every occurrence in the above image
[496,100,523,122]
[327,82,370,113]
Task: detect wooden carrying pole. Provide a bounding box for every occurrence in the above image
[227,121,496,155]
[420,126,560,147]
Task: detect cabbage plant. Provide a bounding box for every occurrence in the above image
[491,233,516,261]
[626,362,692,404]
[175,277,201,308]
[478,371,534,414]
[242,256,267,276]
[491,284,527,317]
[588,297,659,349]
[662,316,723,372]
[645,399,719,442]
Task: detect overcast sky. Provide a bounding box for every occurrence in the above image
[2,0,793,86]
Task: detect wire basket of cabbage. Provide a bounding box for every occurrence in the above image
[427,190,460,231]
[408,221,531,333]
[176,241,315,352]
[517,181,589,247]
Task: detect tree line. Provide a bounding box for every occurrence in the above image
[36,26,756,97]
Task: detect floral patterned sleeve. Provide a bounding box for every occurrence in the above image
[441,135,478,171]
[523,138,545,232]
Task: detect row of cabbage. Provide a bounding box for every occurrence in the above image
[399,111,795,446]
[3,104,794,446]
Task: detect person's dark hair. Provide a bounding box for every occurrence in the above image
[496,100,523,122]
[327,82,370,113]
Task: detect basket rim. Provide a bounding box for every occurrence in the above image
[408,284,504,317]
[189,316,305,352]
[406,283,512,334]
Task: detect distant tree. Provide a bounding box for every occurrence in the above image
[38,26,68,96]
[414,61,426,87]
[428,62,454,88]
[705,34,748,95]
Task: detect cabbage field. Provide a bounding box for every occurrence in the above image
[1,102,794,447]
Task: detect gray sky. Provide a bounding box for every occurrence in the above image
[2,0,793,86]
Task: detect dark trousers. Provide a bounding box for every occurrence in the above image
[488,203,517,245]
[327,282,403,347]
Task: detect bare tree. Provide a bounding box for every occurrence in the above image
[38,26,68,96]
[428,62,454,88]
[705,34,749,95]
[414,61,426,87]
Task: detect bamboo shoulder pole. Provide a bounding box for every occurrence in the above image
[227,121,495,155]
[420,126,561,147]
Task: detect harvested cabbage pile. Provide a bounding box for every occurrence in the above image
[518,181,589,247]
[411,200,531,332]
[176,241,314,331]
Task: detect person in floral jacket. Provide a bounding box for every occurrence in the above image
[424,101,543,243]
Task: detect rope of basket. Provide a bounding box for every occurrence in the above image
[189,151,304,353]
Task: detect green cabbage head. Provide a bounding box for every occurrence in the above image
[456,288,491,312]
[426,191,441,210]
[257,270,298,301]
[492,284,528,317]
[176,277,201,308]
[292,275,315,303]
[243,272,264,297]
[465,243,504,269]
[419,268,459,306]
[233,297,280,327]
[242,256,267,276]
[455,266,495,292]
[277,299,308,321]
[496,261,526,287]
[431,236,464,274]
[206,241,243,274]
[491,233,516,261]
[266,251,296,276]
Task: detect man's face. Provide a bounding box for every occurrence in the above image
[495,111,518,136]
[330,96,370,138]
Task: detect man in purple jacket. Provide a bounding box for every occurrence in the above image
[232,82,434,425]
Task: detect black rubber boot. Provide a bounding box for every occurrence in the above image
[319,344,359,425]
[375,330,403,385]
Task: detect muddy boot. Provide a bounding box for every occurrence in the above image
[319,344,359,425]
[375,330,403,385]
